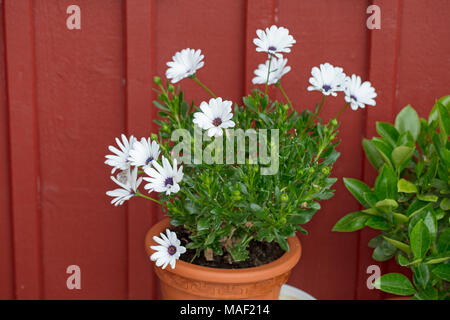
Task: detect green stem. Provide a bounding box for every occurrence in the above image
[311,94,326,123]
[264,55,273,96]
[333,102,350,119]
[192,74,217,98]
[135,191,162,205]
[276,82,293,112]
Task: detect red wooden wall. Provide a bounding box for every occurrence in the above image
[0,0,449,300]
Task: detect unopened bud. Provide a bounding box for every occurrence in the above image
[153,76,162,85]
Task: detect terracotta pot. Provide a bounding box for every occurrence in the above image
[145,218,302,300]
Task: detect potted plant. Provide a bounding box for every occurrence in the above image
[333,98,450,300]
[105,25,377,299]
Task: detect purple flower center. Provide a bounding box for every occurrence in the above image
[322,85,331,92]
[164,177,174,187]
[268,46,277,51]
[350,94,358,102]
[212,117,222,127]
[146,156,154,165]
[167,245,177,256]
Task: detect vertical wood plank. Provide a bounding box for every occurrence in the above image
[0,0,14,300]
[3,0,43,299]
[33,0,128,299]
[244,0,277,95]
[359,0,403,300]
[124,0,157,300]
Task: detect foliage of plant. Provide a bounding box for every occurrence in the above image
[333,97,450,299]
[153,79,340,262]
[106,26,376,268]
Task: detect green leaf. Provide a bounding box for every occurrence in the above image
[410,220,431,259]
[398,179,418,193]
[376,199,398,210]
[396,131,415,148]
[362,138,384,170]
[424,252,450,264]
[383,236,411,254]
[391,146,414,173]
[416,194,438,202]
[374,165,398,200]
[412,263,430,289]
[437,101,450,141]
[372,240,397,261]
[415,286,438,300]
[372,138,394,169]
[373,273,416,296]
[440,198,450,211]
[431,263,450,281]
[395,105,421,141]
[368,235,384,248]
[438,229,450,253]
[376,122,399,147]
[393,212,409,224]
[332,212,370,232]
[366,216,390,230]
[343,178,373,208]
[197,218,210,232]
[423,210,437,241]
[397,254,410,266]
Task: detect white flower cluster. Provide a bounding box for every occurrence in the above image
[307,63,377,110]
[105,135,183,206]
[105,25,378,270]
[251,25,377,109]
[105,135,186,269]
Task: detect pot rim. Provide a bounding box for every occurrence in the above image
[145,218,302,284]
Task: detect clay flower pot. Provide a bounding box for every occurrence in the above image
[145,218,302,300]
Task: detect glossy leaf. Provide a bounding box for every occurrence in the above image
[373,273,416,296]
[410,220,431,260]
[374,165,398,200]
[431,263,450,281]
[398,178,417,193]
[332,212,370,232]
[376,122,399,147]
[395,105,421,141]
[343,178,373,208]
[362,138,384,170]
[391,146,414,173]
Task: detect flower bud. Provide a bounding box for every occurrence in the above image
[282,104,289,111]
[151,133,158,141]
[308,167,315,174]
[330,118,338,127]
[168,84,175,92]
[281,193,289,202]
[153,76,162,85]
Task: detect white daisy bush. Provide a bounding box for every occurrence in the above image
[105,25,377,268]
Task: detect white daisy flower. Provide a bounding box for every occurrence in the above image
[150,229,186,269]
[193,97,235,137]
[106,167,142,206]
[344,74,377,110]
[307,63,346,96]
[252,57,291,85]
[104,134,136,174]
[253,25,296,58]
[128,137,161,171]
[143,157,183,196]
[165,48,205,83]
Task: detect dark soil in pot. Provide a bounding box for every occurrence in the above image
[171,225,285,269]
